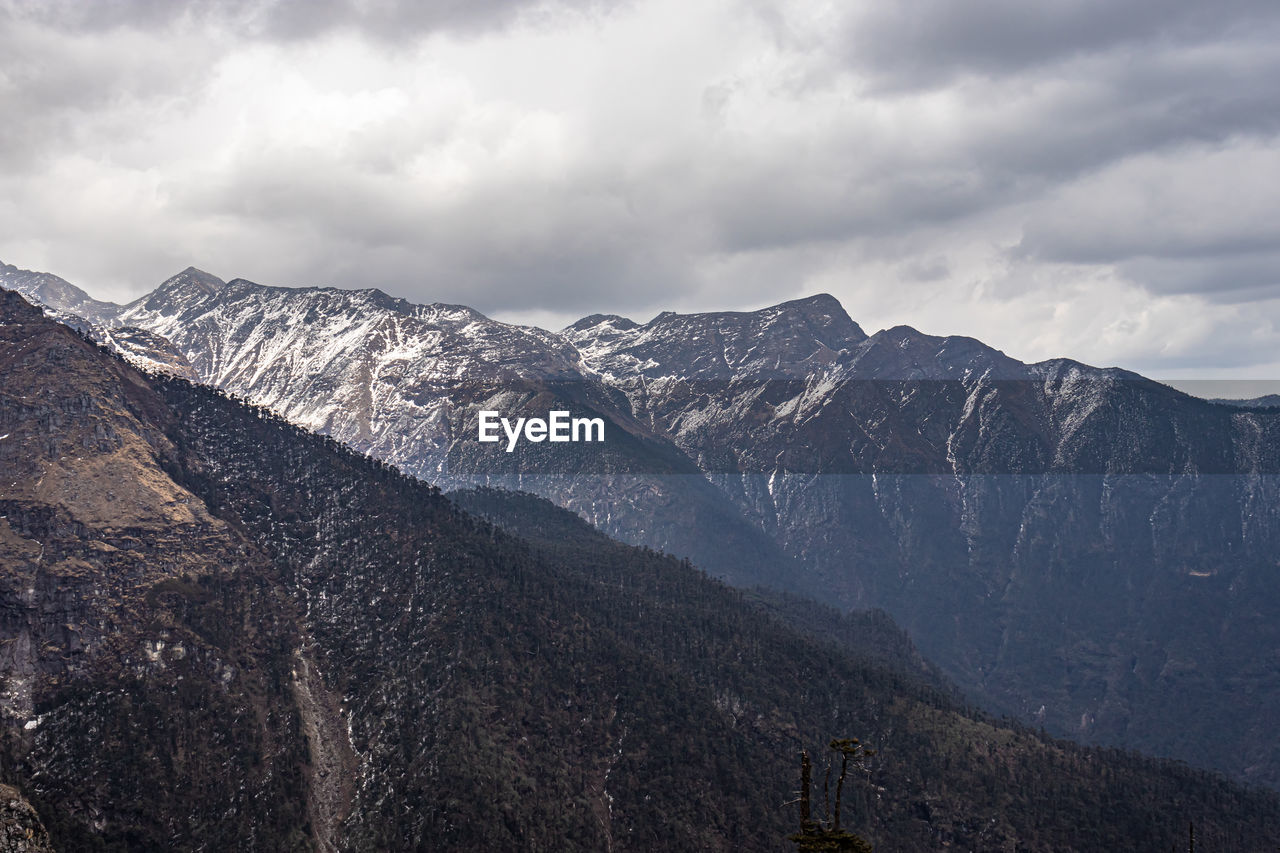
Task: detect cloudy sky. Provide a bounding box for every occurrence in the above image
[3,0,1280,381]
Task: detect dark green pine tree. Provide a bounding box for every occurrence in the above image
[788,739,875,852]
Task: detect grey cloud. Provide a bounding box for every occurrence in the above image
[255,0,605,42]
[1,0,253,34]
[3,0,616,42]
[747,0,1280,229]
[1022,222,1280,270]
[1136,308,1280,371]
[1116,254,1280,303]
[168,146,697,316]
[0,19,221,168]
[681,12,1280,267]
[704,163,1010,254]
[5,0,1280,376]
[968,53,1280,182]
[835,0,1280,90]
[1013,138,1280,303]
[899,256,950,283]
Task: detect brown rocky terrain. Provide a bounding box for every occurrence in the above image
[0,290,248,721]
[0,290,313,848]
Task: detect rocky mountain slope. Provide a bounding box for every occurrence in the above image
[29,266,794,591]
[0,263,117,326]
[567,304,1280,787]
[0,262,196,380]
[10,289,1280,848]
[8,261,1280,789]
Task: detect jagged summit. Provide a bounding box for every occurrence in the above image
[563,313,640,333]
[171,266,226,292]
[185,276,497,328]
[1029,356,1149,386]
[123,266,227,317]
[847,324,1028,380]
[785,291,843,309]
[566,292,868,383]
[642,292,865,338]
[153,266,227,300]
[769,291,858,323]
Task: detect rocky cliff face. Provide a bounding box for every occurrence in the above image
[9,261,1280,787]
[0,290,313,849]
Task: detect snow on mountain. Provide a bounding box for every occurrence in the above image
[2,261,778,584]
[116,274,595,476]
[0,263,198,380]
[94,325,200,381]
[0,261,119,325]
[566,293,865,385]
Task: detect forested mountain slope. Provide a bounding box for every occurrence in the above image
[4,291,1280,849]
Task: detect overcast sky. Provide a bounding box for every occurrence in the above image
[3,0,1280,380]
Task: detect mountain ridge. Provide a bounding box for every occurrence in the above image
[8,260,1280,789]
[10,287,1280,849]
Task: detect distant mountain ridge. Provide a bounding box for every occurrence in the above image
[7,259,1280,790]
[0,261,118,325]
[1214,393,1280,409]
[0,262,198,380]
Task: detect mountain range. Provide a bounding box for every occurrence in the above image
[10,288,1280,848]
[5,259,1280,793]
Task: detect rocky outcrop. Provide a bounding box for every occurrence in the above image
[0,785,54,853]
